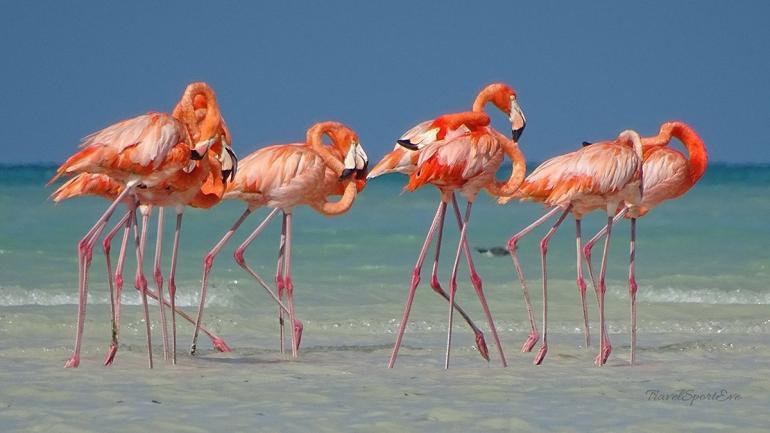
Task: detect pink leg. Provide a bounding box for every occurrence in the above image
[102,210,132,366]
[445,201,505,368]
[575,219,591,348]
[629,218,638,365]
[232,209,293,318]
[429,196,489,362]
[190,208,252,355]
[595,215,615,366]
[583,207,629,354]
[534,206,572,365]
[65,185,136,368]
[450,196,506,366]
[153,207,170,361]
[135,206,154,368]
[282,212,301,358]
[166,208,189,363]
[505,206,564,353]
[387,200,447,368]
[275,214,287,353]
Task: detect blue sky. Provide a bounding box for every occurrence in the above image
[1,1,768,164]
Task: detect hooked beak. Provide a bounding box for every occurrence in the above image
[354,143,369,179]
[191,135,218,160]
[219,145,238,184]
[340,142,368,180]
[510,97,526,141]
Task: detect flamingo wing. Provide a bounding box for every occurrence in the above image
[227,144,326,207]
[79,113,188,168]
[639,147,689,206]
[406,131,500,191]
[396,119,473,151]
[51,113,190,183]
[522,142,640,204]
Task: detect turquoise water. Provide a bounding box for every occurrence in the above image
[1,164,769,432]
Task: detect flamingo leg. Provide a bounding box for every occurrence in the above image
[102,210,132,366]
[134,206,154,368]
[505,206,564,353]
[387,200,447,368]
[629,218,638,365]
[232,209,293,316]
[166,208,192,363]
[428,195,489,362]
[282,212,303,358]
[575,219,591,348]
[534,206,572,365]
[595,214,615,366]
[191,208,252,355]
[275,214,287,353]
[65,185,135,368]
[152,207,170,361]
[583,207,629,352]
[450,196,506,366]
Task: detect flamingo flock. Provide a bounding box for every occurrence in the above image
[50,81,707,369]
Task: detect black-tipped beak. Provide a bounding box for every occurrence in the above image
[396,139,420,151]
[355,160,369,180]
[582,141,593,147]
[511,125,525,141]
[339,168,355,181]
[190,149,205,160]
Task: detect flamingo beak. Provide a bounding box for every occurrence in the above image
[354,143,369,179]
[191,135,218,160]
[220,145,238,184]
[340,142,358,180]
[510,97,526,141]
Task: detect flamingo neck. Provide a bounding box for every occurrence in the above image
[306,122,346,175]
[485,130,527,198]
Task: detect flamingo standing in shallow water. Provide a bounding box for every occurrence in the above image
[51,170,235,363]
[582,121,707,364]
[190,121,368,358]
[501,129,645,365]
[50,82,229,368]
[367,83,527,369]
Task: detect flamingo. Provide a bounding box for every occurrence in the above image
[501,129,644,365]
[51,172,234,363]
[50,82,229,368]
[190,121,368,358]
[367,83,527,369]
[581,121,707,364]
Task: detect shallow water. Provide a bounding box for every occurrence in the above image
[1,164,769,431]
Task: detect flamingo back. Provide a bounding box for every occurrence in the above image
[51,113,191,185]
[225,144,328,209]
[406,131,503,192]
[519,142,641,208]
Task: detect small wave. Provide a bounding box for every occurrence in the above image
[608,285,770,305]
[0,286,234,307]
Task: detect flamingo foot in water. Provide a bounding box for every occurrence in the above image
[103,344,118,366]
[533,344,548,365]
[595,343,612,366]
[211,337,232,353]
[521,331,539,353]
[64,354,80,368]
[474,330,489,362]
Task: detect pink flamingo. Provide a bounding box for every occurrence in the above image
[52,174,234,362]
[368,83,527,369]
[50,82,229,368]
[190,121,367,358]
[501,129,645,365]
[582,121,707,364]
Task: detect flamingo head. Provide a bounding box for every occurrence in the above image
[478,83,526,141]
